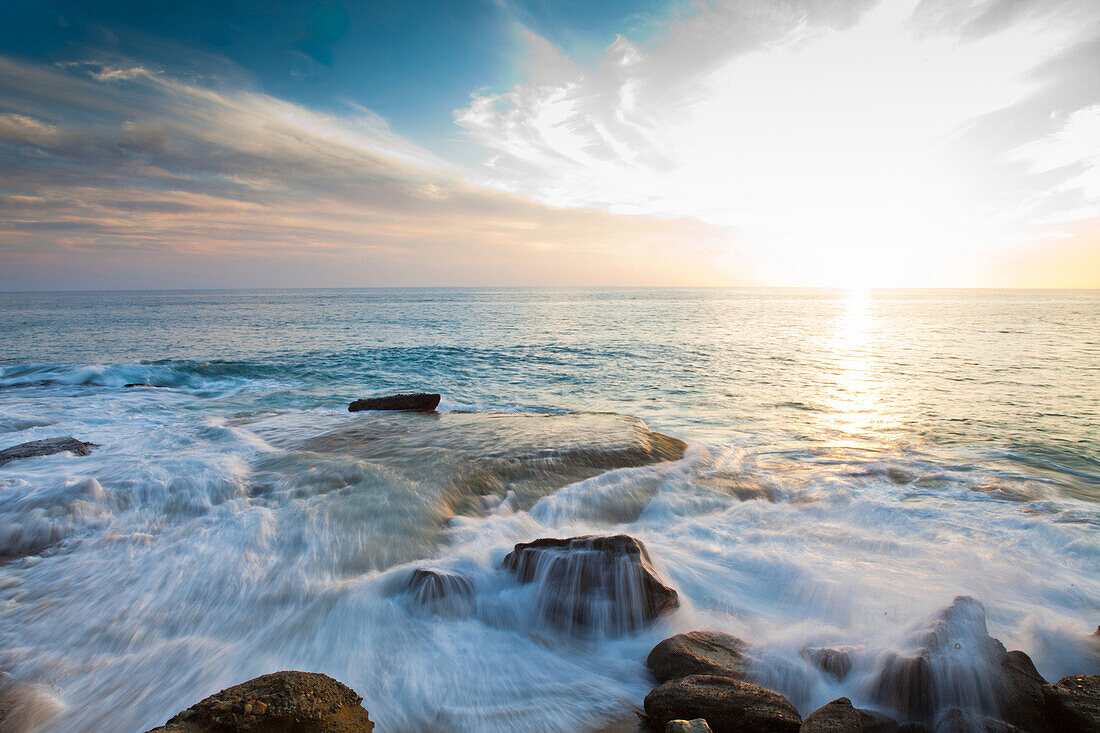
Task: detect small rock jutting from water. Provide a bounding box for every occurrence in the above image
[799,697,897,732]
[644,674,802,733]
[647,631,750,684]
[0,437,95,467]
[144,671,374,733]
[403,567,475,615]
[501,534,679,637]
[799,646,854,682]
[348,393,441,412]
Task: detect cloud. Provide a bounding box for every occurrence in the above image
[456,0,1100,286]
[0,54,730,289]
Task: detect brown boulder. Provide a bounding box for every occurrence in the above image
[800,647,854,682]
[502,534,678,637]
[145,671,374,732]
[1042,674,1100,732]
[647,631,750,684]
[403,567,474,615]
[644,674,801,733]
[799,697,897,732]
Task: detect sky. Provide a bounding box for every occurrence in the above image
[0,0,1097,290]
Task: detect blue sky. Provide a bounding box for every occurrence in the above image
[0,0,1097,289]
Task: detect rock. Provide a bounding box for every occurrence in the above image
[666,719,713,733]
[404,567,475,615]
[145,671,374,732]
[644,674,801,733]
[0,437,95,467]
[799,697,897,732]
[348,393,441,412]
[868,596,1048,728]
[800,647,853,681]
[648,631,750,684]
[933,707,1026,732]
[1042,674,1100,732]
[501,534,678,637]
[0,674,63,733]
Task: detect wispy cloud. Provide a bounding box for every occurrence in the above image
[0,55,727,289]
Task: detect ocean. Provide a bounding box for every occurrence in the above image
[0,287,1097,731]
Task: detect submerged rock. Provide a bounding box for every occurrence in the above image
[0,674,63,733]
[800,647,854,682]
[348,393,441,412]
[145,671,374,732]
[403,567,475,615]
[644,674,801,733]
[502,534,678,637]
[867,596,1048,728]
[1042,674,1100,732]
[648,631,750,684]
[0,437,94,467]
[800,698,896,732]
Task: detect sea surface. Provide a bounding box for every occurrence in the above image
[0,287,1097,732]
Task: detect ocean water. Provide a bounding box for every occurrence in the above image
[0,287,1097,732]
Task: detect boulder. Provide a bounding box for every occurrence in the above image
[644,674,801,733]
[648,632,750,684]
[666,720,713,733]
[800,647,854,681]
[145,671,374,732]
[868,597,1048,728]
[348,393,440,412]
[1042,674,1099,732]
[0,437,95,467]
[403,567,474,615]
[799,698,897,732]
[501,534,678,637]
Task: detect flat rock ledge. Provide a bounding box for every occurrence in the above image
[348,393,441,412]
[0,437,95,467]
[145,671,374,733]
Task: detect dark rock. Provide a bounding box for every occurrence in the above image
[502,534,678,637]
[404,567,474,615]
[933,708,1026,732]
[896,725,930,733]
[868,596,1048,728]
[348,393,441,412]
[648,631,749,684]
[644,674,801,733]
[0,437,95,467]
[800,647,854,681]
[800,697,897,732]
[145,671,374,732]
[1042,674,1100,732]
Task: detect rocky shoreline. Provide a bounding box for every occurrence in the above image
[138,533,1099,733]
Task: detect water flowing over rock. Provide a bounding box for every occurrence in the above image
[145,671,374,732]
[648,631,750,684]
[501,534,679,637]
[1042,674,1100,732]
[644,674,802,733]
[799,698,897,732]
[0,437,94,466]
[403,567,475,615]
[348,393,441,412]
[867,596,1047,729]
[800,647,854,682]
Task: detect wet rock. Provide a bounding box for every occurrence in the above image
[348,393,441,412]
[644,674,801,733]
[799,697,897,732]
[868,596,1048,728]
[648,631,749,684]
[502,534,678,637]
[800,647,854,681]
[666,719,713,733]
[404,567,474,615]
[0,674,63,733]
[1042,674,1100,732]
[932,707,1026,732]
[145,671,374,732]
[0,437,95,467]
